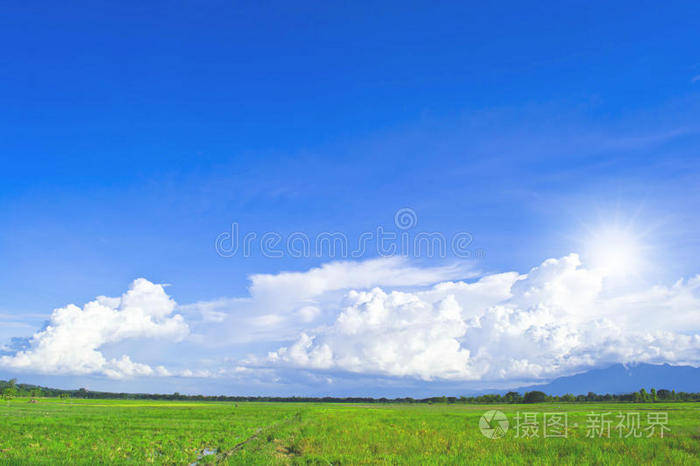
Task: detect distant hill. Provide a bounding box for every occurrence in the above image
[510,363,700,395]
[4,362,700,400]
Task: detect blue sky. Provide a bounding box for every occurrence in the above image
[1,1,700,395]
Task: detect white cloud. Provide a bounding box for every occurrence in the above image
[269,290,472,379]
[179,256,473,345]
[1,258,473,382]
[5,254,700,386]
[0,279,189,379]
[269,254,700,382]
[248,257,470,310]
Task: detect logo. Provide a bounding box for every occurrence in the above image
[393,207,418,230]
[479,410,509,439]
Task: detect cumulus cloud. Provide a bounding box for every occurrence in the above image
[248,257,469,309]
[269,254,700,382]
[0,279,188,379]
[179,257,473,345]
[269,290,472,379]
[4,254,700,386]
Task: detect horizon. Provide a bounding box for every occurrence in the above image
[4,361,698,400]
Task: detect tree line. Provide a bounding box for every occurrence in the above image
[1,379,698,403]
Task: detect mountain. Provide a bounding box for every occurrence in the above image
[510,363,700,395]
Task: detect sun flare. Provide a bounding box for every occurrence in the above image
[584,226,645,278]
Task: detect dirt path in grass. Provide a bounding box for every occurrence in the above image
[215,411,303,463]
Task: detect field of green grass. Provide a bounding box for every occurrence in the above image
[1,398,698,464]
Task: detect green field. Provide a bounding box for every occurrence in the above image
[1,398,699,464]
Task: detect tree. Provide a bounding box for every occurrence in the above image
[640,388,648,402]
[2,386,17,400]
[504,392,522,403]
[650,388,657,402]
[562,394,576,402]
[523,391,546,403]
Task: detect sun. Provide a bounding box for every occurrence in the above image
[571,206,661,283]
[586,227,644,277]
[576,219,655,282]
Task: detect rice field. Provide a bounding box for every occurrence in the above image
[1,398,699,464]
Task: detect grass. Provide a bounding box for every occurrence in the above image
[1,398,699,464]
